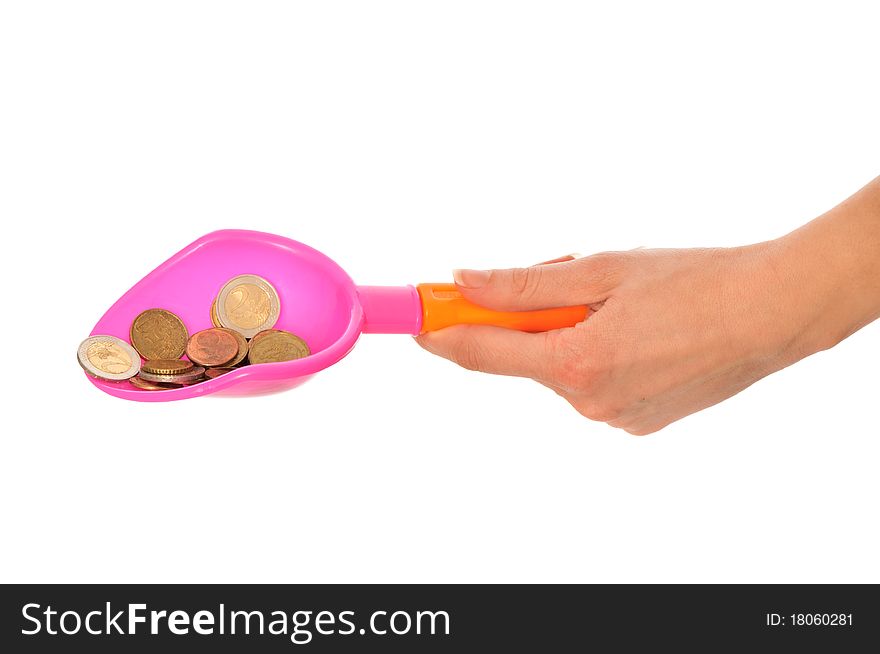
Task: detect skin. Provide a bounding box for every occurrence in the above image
[416,176,880,435]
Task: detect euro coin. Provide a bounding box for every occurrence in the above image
[129,376,173,391]
[217,327,248,366]
[138,366,206,384]
[248,329,310,364]
[210,297,222,328]
[250,328,282,342]
[78,336,141,381]
[163,379,204,386]
[216,274,280,339]
[141,358,194,375]
[130,309,188,360]
[205,367,235,378]
[186,328,238,367]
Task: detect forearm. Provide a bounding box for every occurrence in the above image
[776,176,880,357]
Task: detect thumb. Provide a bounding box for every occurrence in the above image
[452,253,623,312]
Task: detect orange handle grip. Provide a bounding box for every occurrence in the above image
[416,283,588,334]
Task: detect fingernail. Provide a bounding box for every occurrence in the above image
[453,269,491,288]
[537,253,583,265]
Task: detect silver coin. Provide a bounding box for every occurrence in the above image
[215,274,280,339]
[77,335,141,381]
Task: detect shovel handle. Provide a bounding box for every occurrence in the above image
[416,283,588,334]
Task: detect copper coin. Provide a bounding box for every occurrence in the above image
[141,358,194,375]
[185,328,238,367]
[205,367,235,378]
[216,328,248,366]
[129,376,173,391]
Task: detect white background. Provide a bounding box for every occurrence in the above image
[1,2,878,583]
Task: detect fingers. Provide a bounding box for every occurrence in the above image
[415,325,561,384]
[452,252,625,312]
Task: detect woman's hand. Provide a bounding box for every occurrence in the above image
[415,177,880,434]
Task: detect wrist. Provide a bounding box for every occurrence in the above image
[760,235,841,361]
[768,180,880,359]
[727,239,827,369]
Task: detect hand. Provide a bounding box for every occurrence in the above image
[417,178,880,434]
[418,244,793,434]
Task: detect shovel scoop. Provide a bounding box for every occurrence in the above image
[86,229,588,401]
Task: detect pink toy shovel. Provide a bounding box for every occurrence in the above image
[86,230,588,401]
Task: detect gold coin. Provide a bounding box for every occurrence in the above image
[138,366,206,384]
[216,274,280,339]
[141,358,194,375]
[77,335,141,381]
[216,327,248,366]
[250,328,282,342]
[247,329,310,364]
[130,309,188,360]
[210,297,222,328]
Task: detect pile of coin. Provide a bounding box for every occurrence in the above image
[78,274,311,390]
